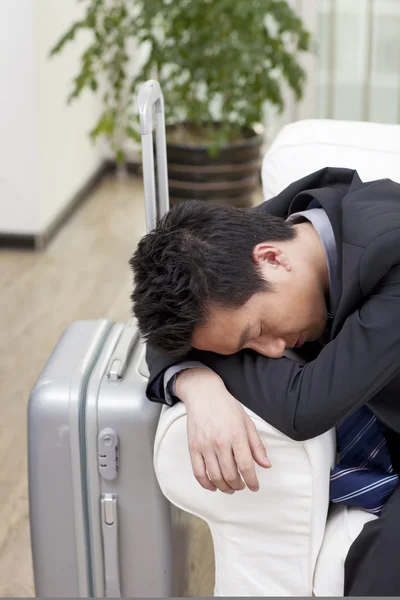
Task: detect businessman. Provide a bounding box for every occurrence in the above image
[130,167,400,595]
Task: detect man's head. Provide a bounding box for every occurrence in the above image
[130,200,329,358]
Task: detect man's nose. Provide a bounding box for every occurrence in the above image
[249,337,286,358]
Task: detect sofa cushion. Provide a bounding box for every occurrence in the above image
[262,119,400,200]
[313,505,377,596]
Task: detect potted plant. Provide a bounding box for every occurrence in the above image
[51,0,311,206]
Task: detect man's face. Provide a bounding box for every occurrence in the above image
[191,237,329,358]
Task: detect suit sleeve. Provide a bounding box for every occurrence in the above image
[145,343,182,405]
[184,268,400,440]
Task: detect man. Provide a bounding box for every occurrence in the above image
[130,166,400,595]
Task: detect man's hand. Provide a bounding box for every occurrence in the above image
[175,368,271,494]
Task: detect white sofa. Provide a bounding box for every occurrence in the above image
[153,119,400,596]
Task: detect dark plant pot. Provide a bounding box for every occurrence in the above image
[165,123,264,207]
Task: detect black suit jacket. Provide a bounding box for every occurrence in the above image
[145,167,400,441]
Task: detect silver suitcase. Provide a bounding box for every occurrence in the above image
[28,81,183,597]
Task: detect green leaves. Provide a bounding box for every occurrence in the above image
[51,0,311,158]
[49,20,86,56]
[90,110,116,142]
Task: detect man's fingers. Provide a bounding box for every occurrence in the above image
[245,416,271,468]
[216,447,246,491]
[232,439,260,492]
[190,450,217,492]
[203,453,236,494]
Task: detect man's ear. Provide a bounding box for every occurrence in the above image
[252,243,292,271]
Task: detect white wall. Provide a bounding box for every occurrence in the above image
[35,0,102,232]
[0,0,39,234]
[0,0,102,235]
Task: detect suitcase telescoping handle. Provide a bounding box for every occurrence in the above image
[137,80,170,232]
[106,81,169,381]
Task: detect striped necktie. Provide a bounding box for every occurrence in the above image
[330,405,398,515]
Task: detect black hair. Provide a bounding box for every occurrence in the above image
[129,200,296,355]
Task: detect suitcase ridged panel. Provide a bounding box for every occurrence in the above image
[28,320,113,597]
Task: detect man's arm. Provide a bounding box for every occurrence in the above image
[147,266,400,441]
[163,362,211,405]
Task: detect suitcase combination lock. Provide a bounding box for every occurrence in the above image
[98,428,119,480]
